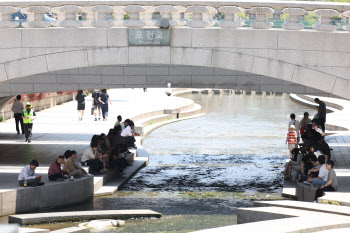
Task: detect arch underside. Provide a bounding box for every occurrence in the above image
[1,64,332,97]
[0,28,349,99]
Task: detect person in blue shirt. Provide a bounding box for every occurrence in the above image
[18,160,44,187]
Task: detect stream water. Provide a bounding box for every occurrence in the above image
[29,93,314,232]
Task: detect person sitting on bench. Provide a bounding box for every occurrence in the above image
[121,120,139,148]
[18,159,44,187]
[81,142,106,175]
[308,155,328,186]
[48,156,67,181]
[314,160,338,202]
[63,150,88,178]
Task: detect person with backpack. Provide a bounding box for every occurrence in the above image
[75,90,87,121]
[92,89,102,121]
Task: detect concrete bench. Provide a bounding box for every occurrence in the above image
[0,176,94,216]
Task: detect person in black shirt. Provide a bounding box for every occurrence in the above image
[92,89,102,121]
[75,90,87,121]
[318,139,331,161]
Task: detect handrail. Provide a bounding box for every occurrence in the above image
[0,0,349,11]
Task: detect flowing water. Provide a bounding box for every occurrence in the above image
[29,93,315,232]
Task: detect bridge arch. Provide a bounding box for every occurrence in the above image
[0,28,350,99]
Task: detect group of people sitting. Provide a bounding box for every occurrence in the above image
[283,108,338,202]
[18,115,140,186]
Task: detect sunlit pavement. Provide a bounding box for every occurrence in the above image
[0,88,190,166]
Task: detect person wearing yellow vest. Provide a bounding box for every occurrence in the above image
[22,102,37,143]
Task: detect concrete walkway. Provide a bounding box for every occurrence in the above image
[0,88,197,216]
[0,88,192,165]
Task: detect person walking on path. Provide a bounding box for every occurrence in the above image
[99,89,112,121]
[92,89,102,121]
[22,102,36,143]
[76,90,87,121]
[288,113,301,145]
[11,95,24,135]
[315,98,326,132]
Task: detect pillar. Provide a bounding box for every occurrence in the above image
[123,5,145,28]
[186,6,211,28]
[250,7,274,29]
[313,9,338,32]
[218,6,244,28]
[282,8,307,30]
[0,6,19,28]
[91,5,114,28]
[51,5,82,28]
[341,10,350,32]
[22,6,51,28]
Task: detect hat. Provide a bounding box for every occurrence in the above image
[26,102,31,106]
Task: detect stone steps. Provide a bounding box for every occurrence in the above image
[254,200,350,216]
[94,157,148,196]
[91,150,136,194]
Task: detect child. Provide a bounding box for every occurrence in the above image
[286,125,297,158]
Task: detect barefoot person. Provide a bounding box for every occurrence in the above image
[22,102,36,143]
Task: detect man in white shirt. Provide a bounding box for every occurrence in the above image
[310,155,328,186]
[288,113,301,145]
[11,95,24,135]
[18,159,44,187]
[121,121,139,148]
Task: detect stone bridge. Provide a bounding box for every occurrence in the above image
[1,0,350,110]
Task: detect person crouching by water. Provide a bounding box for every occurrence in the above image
[48,156,68,181]
[286,125,297,158]
[18,159,44,187]
[22,102,36,143]
[314,160,338,202]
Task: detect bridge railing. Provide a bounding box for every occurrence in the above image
[0,0,349,32]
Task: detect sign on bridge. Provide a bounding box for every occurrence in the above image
[129,28,170,46]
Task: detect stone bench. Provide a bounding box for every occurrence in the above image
[0,176,94,216]
[296,182,318,202]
